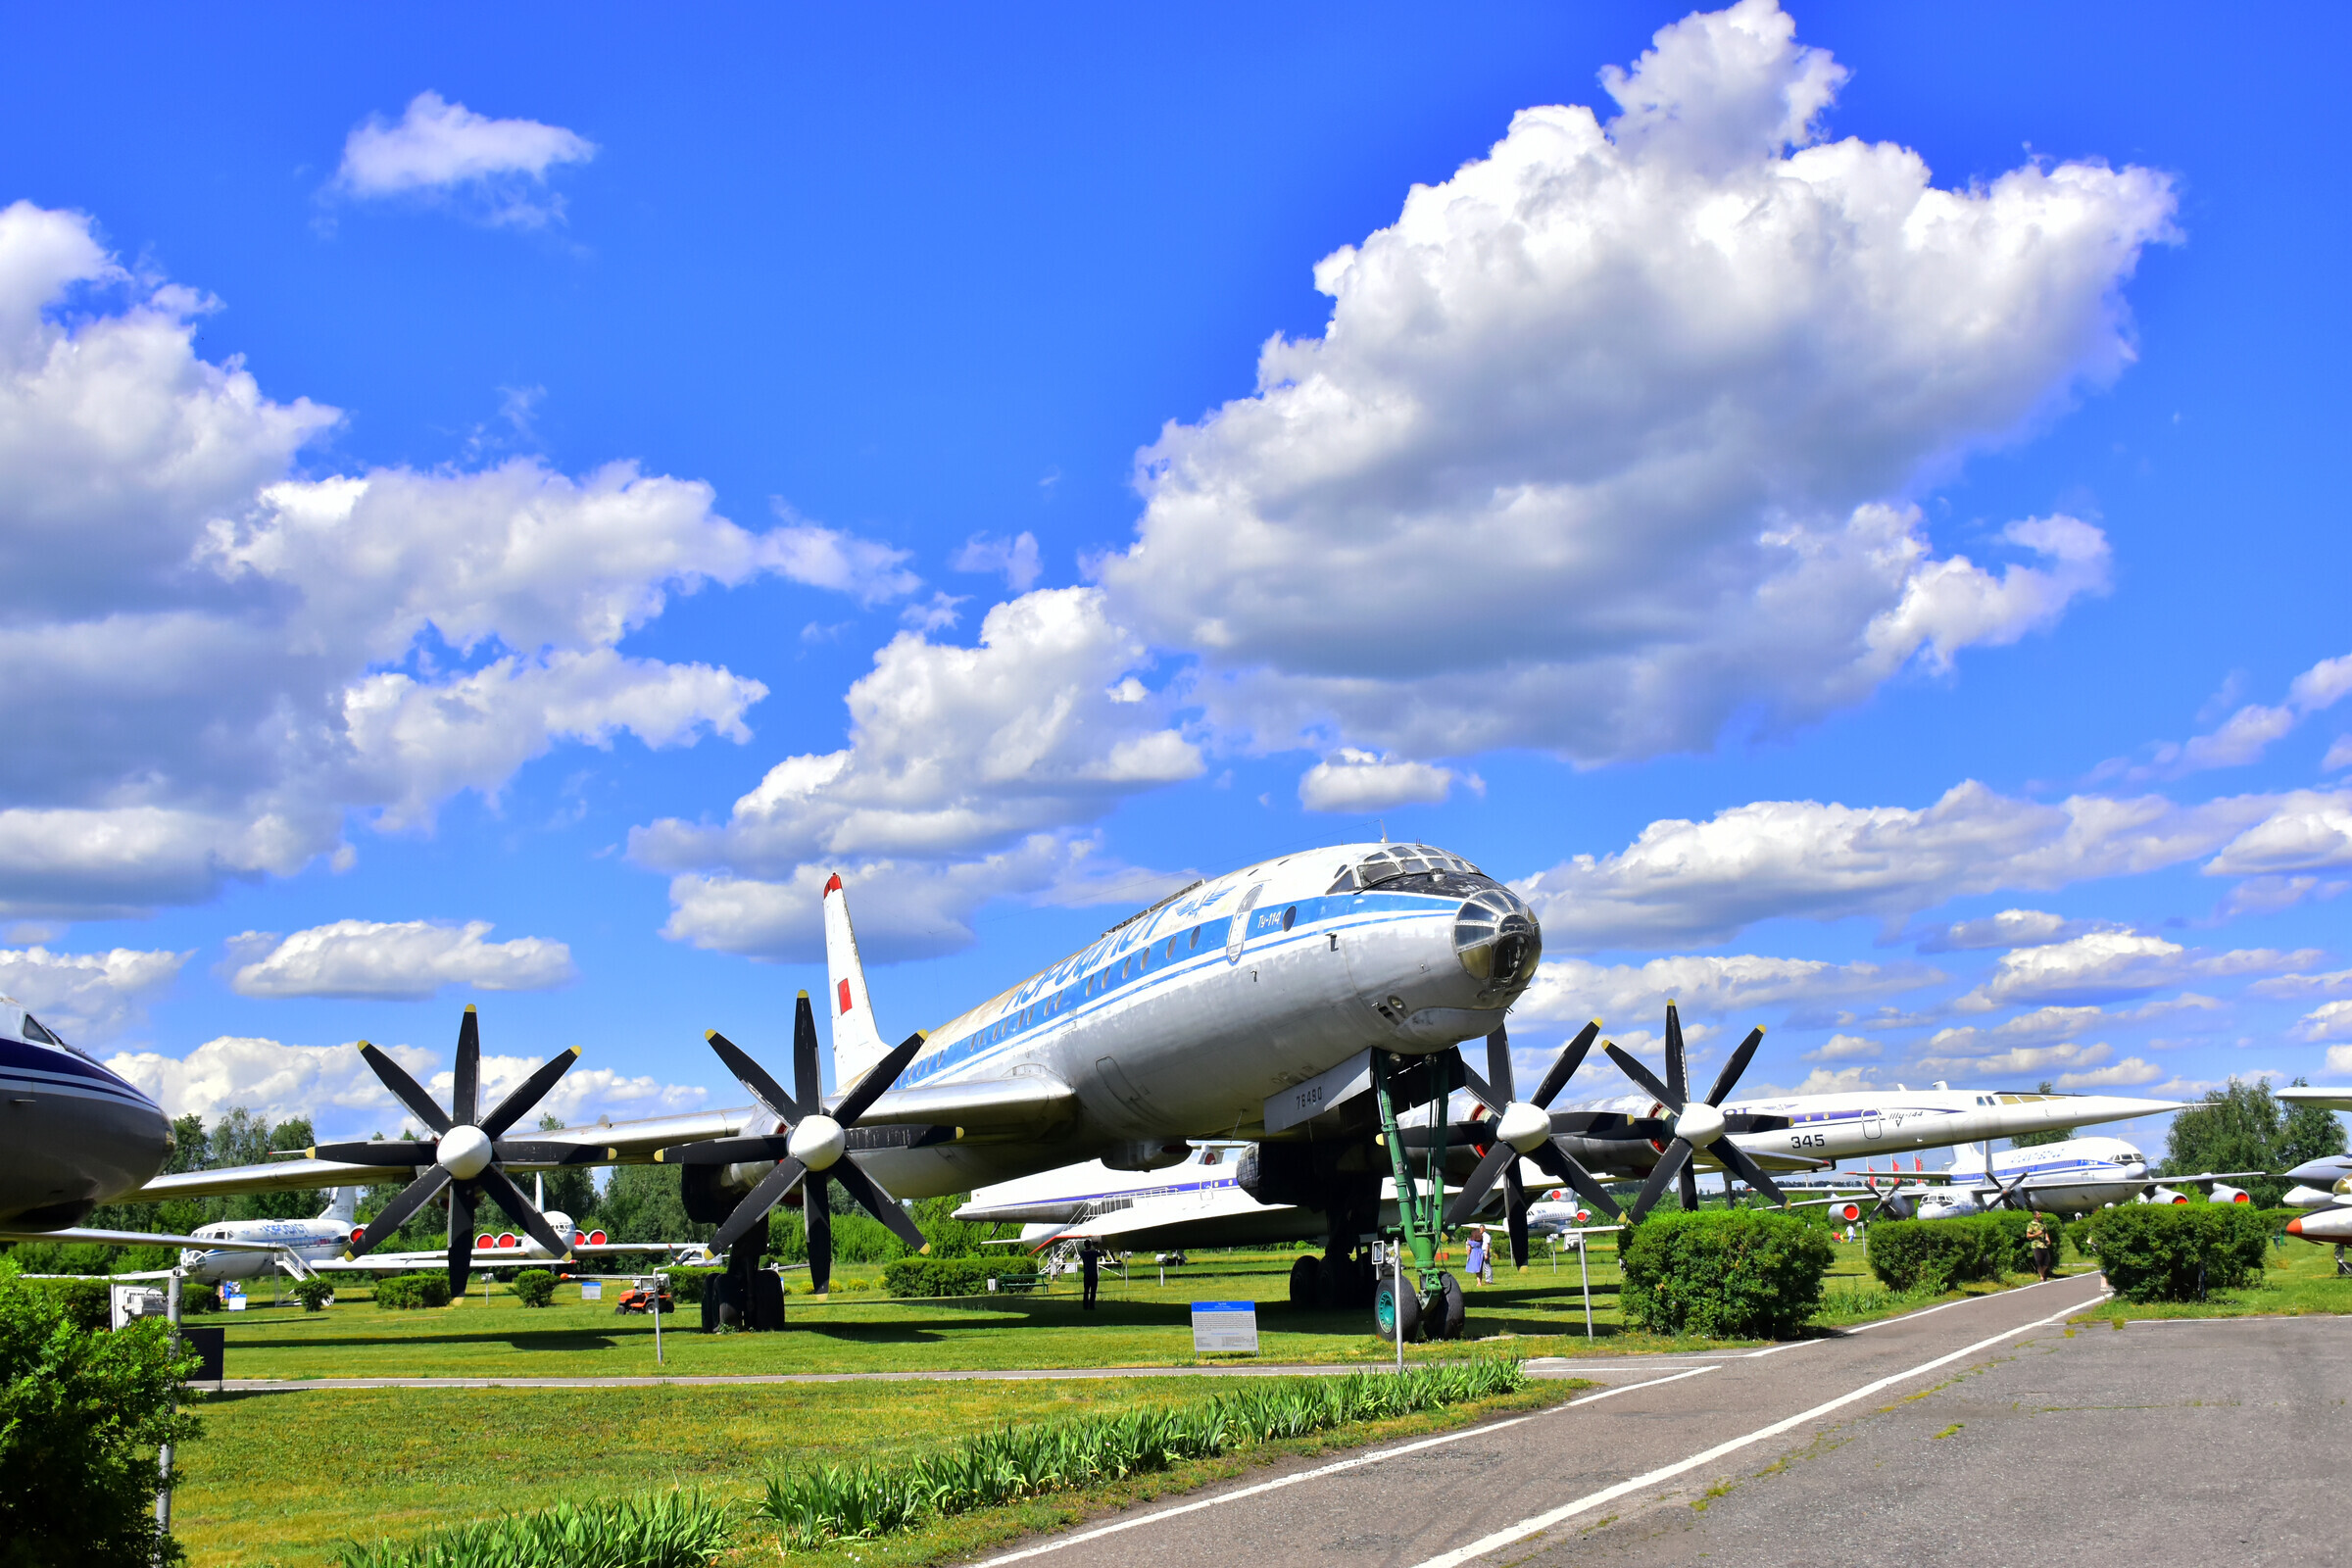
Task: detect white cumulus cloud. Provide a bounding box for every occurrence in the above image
[1914,908,2106,953]
[1958,930,2319,1010]
[2293,1002,2352,1044]
[1516,951,1937,1033]
[1096,0,2169,764]
[0,203,903,917]
[334,91,596,225]
[0,945,187,1044]
[632,588,1201,961]
[951,531,1044,594]
[105,1034,706,1140]
[227,920,575,1001]
[1514,781,2284,953]
[1297,750,1470,812]
[2095,650,2352,783]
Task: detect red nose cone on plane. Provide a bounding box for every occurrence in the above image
[2288,1216,2305,1236]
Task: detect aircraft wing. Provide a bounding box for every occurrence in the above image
[2278,1087,2352,1113]
[848,1074,1079,1137]
[314,1242,714,1272]
[0,1225,294,1251]
[124,1107,758,1201]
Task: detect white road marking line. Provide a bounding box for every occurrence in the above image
[970,1368,1719,1567]
[1402,1290,2107,1568]
[1839,1270,2089,1334]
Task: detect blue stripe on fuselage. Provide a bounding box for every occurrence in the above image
[901,891,1449,1090]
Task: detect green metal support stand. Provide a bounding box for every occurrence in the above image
[1370,1048,1448,1299]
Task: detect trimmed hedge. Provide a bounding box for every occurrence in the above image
[882,1256,1040,1298]
[511,1268,558,1308]
[1618,1210,1833,1340]
[1867,1213,2045,1293]
[289,1276,335,1311]
[373,1273,453,1309]
[2082,1203,2273,1302]
[24,1276,111,1332]
[666,1265,722,1305]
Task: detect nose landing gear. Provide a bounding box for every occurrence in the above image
[1369,1047,1471,1341]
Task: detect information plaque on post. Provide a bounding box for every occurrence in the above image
[1190,1299,1259,1354]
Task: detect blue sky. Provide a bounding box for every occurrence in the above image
[1,1,2345,1155]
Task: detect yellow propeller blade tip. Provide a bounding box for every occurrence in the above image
[915,1029,929,1041]
[304,1148,318,1159]
[919,1243,932,1255]
[797,989,810,1000]
[704,1029,718,1041]
[652,1151,665,1163]
[567,1045,582,1056]
[355,1040,371,1051]
[465,1004,477,1013]
[605,1148,617,1160]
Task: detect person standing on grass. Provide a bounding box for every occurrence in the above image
[1080,1240,1102,1310]
[1464,1227,1488,1287]
[2026,1212,2055,1281]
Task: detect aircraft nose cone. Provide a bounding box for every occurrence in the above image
[1675,1101,1727,1147]
[1495,1100,1551,1153]
[2287,1215,2304,1237]
[436,1123,493,1180]
[788,1114,847,1171]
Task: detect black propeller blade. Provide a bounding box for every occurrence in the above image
[1608,1004,1783,1224]
[1445,1020,1622,1233]
[320,1005,585,1295]
[677,991,932,1295]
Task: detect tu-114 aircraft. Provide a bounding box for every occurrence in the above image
[131,842,1552,1332]
[113,840,2189,1337]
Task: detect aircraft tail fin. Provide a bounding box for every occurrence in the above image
[318,1187,360,1224]
[822,872,890,1091]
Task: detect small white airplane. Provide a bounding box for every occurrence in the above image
[1796,1137,2259,1220]
[176,1178,705,1282]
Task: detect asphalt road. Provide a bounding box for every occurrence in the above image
[973,1273,2351,1568]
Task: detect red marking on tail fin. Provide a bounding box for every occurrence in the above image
[823,873,843,896]
[837,978,853,1015]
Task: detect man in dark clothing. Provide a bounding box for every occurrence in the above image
[1080,1243,1102,1309]
[2025,1213,2055,1281]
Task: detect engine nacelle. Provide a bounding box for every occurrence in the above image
[1836,1201,1862,1222]
[1102,1140,1193,1172]
[2283,1184,2334,1210]
[2142,1185,2188,1205]
[2208,1184,2251,1205]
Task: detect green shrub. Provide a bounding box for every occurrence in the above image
[1,1275,202,1566]
[757,1358,1523,1547]
[24,1275,115,1333]
[337,1487,730,1568]
[179,1281,221,1316]
[290,1276,336,1312]
[511,1269,558,1309]
[1866,1214,2039,1293]
[880,1256,1038,1298]
[665,1266,721,1306]
[374,1273,453,1310]
[1618,1210,1834,1340]
[2084,1203,2274,1302]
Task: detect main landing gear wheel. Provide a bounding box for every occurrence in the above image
[1374,1276,1421,1342]
[1432,1272,1466,1340]
[1290,1254,1320,1310]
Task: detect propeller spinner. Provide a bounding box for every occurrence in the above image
[307,1005,604,1296]
[658,992,930,1294]
[1444,1020,1625,1264]
[1608,1001,1787,1223]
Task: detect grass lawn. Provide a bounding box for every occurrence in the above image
[209,1239,1991,1379]
[171,1372,1572,1567]
[158,1239,2151,1566]
[2070,1236,2352,1322]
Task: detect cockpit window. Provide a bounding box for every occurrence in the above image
[1335,843,1483,893]
[19,1012,60,1046]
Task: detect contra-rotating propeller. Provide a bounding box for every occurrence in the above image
[1444,1020,1624,1265]
[307,1004,604,1296]
[656,992,929,1294]
[1608,1001,1787,1224]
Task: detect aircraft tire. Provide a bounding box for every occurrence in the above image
[1374,1275,1421,1342]
[1289,1253,1320,1310]
[1432,1272,1466,1340]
